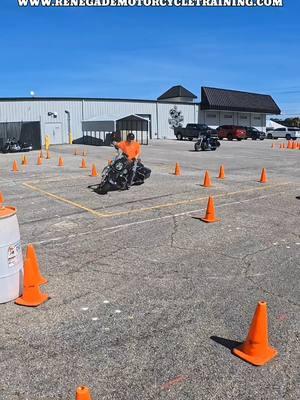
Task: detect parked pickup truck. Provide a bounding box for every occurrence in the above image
[267,127,300,140]
[174,124,216,141]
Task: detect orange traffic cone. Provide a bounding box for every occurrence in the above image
[282,143,286,149]
[76,386,92,400]
[193,196,220,223]
[80,158,87,169]
[259,168,267,183]
[91,164,98,177]
[58,156,64,167]
[37,156,43,165]
[292,141,297,150]
[174,162,181,176]
[12,160,19,172]
[217,165,225,179]
[232,301,278,366]
[39,150,44,158]
[202,170,212,187]
[46,150,51,159]
[287,141,292,149]
[26,244,48,285]
[271,143,275,149]
[0,192,4,204]
[22,155,28,165]
[15,255,49,307]
[279,143,283,149]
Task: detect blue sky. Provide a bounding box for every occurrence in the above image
[0,0,299,117]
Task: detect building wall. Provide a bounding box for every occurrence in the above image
[0,99,268,146]
[200,110,267,131]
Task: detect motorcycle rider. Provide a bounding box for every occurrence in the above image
[112,133,141,187]
[113,132,141,161]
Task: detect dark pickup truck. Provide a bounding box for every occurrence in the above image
[174,123,216,141]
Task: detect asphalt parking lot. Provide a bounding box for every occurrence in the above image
[0,139,299,400]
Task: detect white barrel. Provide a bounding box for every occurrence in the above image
[0,207,23,303]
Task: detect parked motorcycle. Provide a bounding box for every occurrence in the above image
[1,138,33,153]
[194,134,221,152]
[89,151,151,195]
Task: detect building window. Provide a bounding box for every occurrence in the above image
[239,116,247,120]
[207,113,217,118]
[253,117,261,120]
[224,114,233,119]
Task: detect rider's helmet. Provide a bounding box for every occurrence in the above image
[126,133,135,142]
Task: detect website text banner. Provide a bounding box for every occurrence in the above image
[17,0,284,8]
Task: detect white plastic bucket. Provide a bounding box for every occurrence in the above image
[0,207,23,303]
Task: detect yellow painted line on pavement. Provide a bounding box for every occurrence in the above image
[22,182,108,217]
[22,181,292,220]
[100,182,292,218]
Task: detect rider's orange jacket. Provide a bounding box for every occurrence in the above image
[116,140,141,161]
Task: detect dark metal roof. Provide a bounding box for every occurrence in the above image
[157,85,197,100]
[201,87,281,115]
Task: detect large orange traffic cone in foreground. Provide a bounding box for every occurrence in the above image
[202,170,212,187]
[287,141,292,149]
[58,156,64,167]
[0,192,4,204]
[259,168,267,183]
[12,160,19,172]
[80,158,87,168]
[193,196,220,223]
[174,162,181,176]
[217,165,225,179]
[292,141,297,150]
[37,156,43,165]
[26,244,48,285]
[15,254,49,307]
[232,301,278,366]
[76,386,92,400]
[91,164,98,177]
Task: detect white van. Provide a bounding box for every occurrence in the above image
[267,127,300,140]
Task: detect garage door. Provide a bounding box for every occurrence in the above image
[251,115,262,127]
[220,112,234,125]
[238,114,250,126]
[205,112,219,127]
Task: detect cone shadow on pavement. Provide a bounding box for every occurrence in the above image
[210,336,242,351]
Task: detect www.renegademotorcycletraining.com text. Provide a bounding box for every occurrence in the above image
[17,0,284,7]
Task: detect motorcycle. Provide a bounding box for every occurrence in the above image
[2,138,33,153]
[89,151,151,195]
[194,134,221,152]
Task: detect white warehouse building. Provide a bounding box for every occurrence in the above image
[0,85,280,150]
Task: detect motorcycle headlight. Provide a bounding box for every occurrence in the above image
[115,161,124,171]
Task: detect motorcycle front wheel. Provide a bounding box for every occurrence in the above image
[194,142,202,152]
